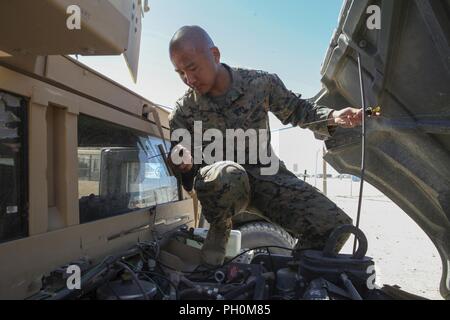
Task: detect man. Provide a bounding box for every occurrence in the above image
[168,26,362,267]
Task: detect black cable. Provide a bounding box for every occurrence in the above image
[139,245,293,275]
[118,250,179,300]
[105,280,122,300]
[138,273,169,298]
[116,261,150,300]
[140,271,179,300]
[222,245,293,268]
[142,271,178,291]
[118,259,172,299]
[184,245,294,275]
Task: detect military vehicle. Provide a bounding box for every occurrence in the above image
[0,0,448,300]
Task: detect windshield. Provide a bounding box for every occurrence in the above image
[77,114,178,224]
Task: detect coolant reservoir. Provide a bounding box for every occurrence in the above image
[186,228,242,258]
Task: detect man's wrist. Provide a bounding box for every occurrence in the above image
[327,110,337,126]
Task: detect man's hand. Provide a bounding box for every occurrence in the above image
[168,144,193,174]
[328,108,363,128]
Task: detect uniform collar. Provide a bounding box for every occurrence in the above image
[195,64,245,111]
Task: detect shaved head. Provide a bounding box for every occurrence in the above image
[169,25,215,55]
[169,26,230,97]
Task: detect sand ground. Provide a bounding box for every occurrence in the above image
[312,178,443,300]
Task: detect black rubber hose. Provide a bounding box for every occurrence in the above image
[323,225,368,259]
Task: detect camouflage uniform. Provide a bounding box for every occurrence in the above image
[169,64,353,266]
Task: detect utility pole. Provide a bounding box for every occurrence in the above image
[323,146,327,196]
[350,176,353,197]
[314,148,321,188]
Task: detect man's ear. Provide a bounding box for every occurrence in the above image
[211,47,221,64]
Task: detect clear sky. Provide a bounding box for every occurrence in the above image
[78,0,345,178]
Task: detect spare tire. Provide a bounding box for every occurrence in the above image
[237,222,296,256]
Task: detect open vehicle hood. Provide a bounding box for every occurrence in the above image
[0,0,144,82]
[317,0,450,299]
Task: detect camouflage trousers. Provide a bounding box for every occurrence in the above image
[194,161,353,266]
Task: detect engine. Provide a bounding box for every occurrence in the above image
[31,224,393,300]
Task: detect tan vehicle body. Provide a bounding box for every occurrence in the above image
[0,53,199,299]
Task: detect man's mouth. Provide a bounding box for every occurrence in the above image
[193,85,204,93]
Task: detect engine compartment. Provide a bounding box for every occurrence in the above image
[28,224,425,301]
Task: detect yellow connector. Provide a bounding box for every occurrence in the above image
[366,106,382,117]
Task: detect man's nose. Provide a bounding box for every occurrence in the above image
[185,72,197,86]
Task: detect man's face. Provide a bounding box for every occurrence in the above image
[170,46,219,95]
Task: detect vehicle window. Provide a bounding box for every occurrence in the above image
[0,91,28,243]
[78,114,178,224]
